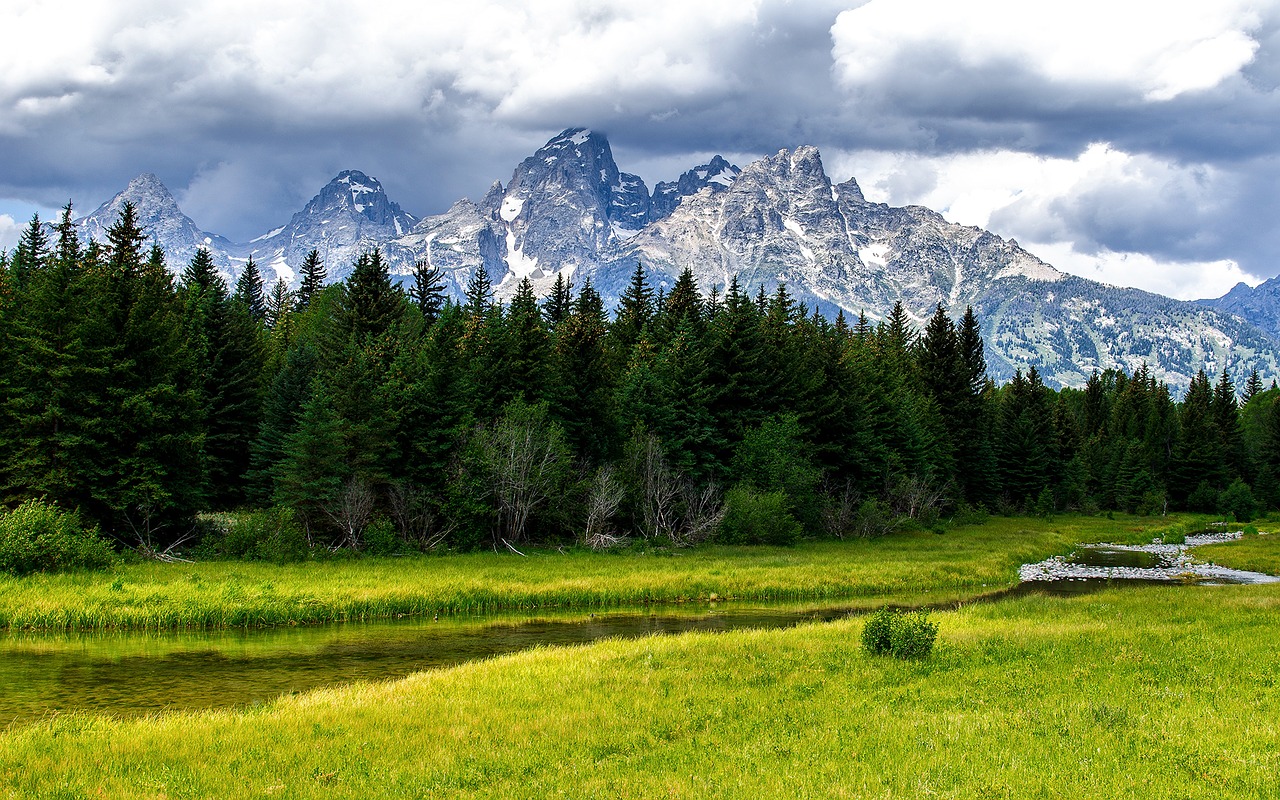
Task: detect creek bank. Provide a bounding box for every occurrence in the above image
[1019,529,1280,585]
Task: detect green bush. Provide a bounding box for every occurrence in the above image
[860,608,896,654]
[862,608,939,660]
[207,507,310,563]
[1187,480,1219,514]
[1218,479,1257,523]
[1243,524,1259,536]
[718,486,802,546]
[0,499,117,576]
[362,516,400,556]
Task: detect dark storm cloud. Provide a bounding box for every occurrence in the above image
[1,0,1278,295]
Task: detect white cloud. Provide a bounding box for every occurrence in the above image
[1023,242,1261,301]
[825,142,1256,299]
[0,214,21,251]
[832,0,1262,102]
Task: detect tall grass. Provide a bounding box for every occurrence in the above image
[2,582,1277,798]
[0,515,1199,631]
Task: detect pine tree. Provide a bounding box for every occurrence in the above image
[9,214,48,291]
[234,258,267,322]
[1244,369,1264,403]
[663,267,703,336]
[265,278,293,330]
[503,277,549,403]
[338,249,404,345]
[612,262,655,355]
[297,249,326,310]
[409,259,447,325]
[541,272,574,329]
[464,264,493,319]
[274,381,345,538]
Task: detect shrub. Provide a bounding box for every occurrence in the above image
[1218,479,1257,523]
[208,507,309,563]
[1243,524,1259,536]
[362,516,400,556]
[860,608,896,655]
[718,486,801,546]
[1187,480,1219,514]
[861,607,939,660]
[0,499,117,576]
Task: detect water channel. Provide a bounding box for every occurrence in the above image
[3,531,1276,728]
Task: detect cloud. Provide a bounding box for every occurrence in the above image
[1022,242,1261,302]
[831,0,1262,103]
[0,214,21,252]
[0,0,1278,299]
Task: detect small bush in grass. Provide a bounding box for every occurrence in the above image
[862,608,939,660]
[0,499,117,575]
[1243,524,1259,536]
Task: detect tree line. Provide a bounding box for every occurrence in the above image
[1,204,1275,554]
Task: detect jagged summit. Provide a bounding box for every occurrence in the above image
[77,129,1280,389]
[77,172,238,276]
[651,155,741,221]
[243,170,417,284]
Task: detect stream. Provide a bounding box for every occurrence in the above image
[3,530,1276,728]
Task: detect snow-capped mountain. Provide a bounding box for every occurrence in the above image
[243,170,417,285]
[76,173,240,281]
[602,145,1278,388]
[650,155,741,221]
[387,127,654,299]
[75,129,1280,389]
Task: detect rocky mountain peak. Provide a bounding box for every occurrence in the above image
[651,155,742,221]
[77,172,237,274]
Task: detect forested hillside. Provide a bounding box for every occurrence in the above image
[2,204,1274,554]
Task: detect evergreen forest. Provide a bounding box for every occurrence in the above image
[2,203,1276,557]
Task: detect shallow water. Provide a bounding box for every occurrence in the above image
[0,603,869,727]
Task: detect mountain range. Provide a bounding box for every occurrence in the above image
[74,128,1280,390]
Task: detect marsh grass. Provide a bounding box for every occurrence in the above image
[2,583,1277,798]
[0,515,1200,630]
[1195,530,1280,575]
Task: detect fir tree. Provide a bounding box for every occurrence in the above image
[265,278,293,330]
[542,272,574,329]
[338,249,404,345]
[464,264,493,319]
[234,258,267,322]
[296,249,326,310]
[409,259,447,325]
[612,262,655,355]
[1244,369,1264,403]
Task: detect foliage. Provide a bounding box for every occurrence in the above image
[0,499,116,575]
[2,201,1277,550]
[1218,478,1257,522]
[861,607,939,659]
[718,485,801,546]
[201,506,310,563]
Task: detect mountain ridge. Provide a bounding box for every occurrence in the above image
[70,129,1279,390]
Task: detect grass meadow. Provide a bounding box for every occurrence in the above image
[0,514,1203,631]
[4,513,1273,798]
[1,581,1277,798]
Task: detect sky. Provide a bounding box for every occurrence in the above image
[1,0,1278,301]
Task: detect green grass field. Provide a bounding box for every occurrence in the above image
[1196,531,1280,575]
[2,582,1277,798]
[5,513,1272,799]
[0,514,1200,630]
